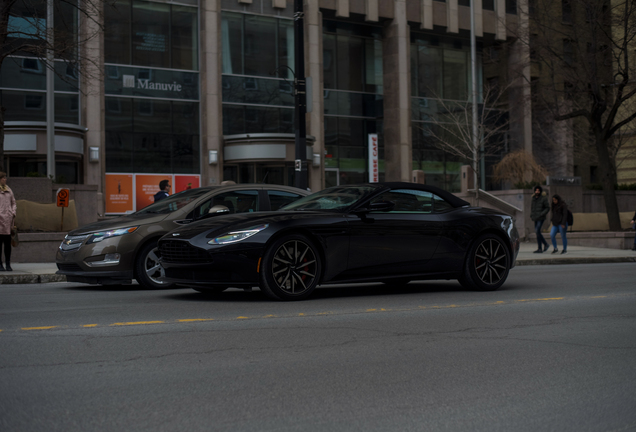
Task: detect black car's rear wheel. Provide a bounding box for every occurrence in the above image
[260,234,321,301]
[459,234,510,291]
[135,242,175,289]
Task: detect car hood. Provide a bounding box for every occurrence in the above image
[164,210,337,240]
[68,213,169,235]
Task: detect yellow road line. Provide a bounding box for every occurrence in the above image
[110,321,165,326]
[4,294,629,333]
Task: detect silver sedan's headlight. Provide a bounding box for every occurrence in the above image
[208,224,269,245]
[86,226,139,244]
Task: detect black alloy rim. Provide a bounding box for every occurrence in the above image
[271,240,318,294]
[473,238,508,285]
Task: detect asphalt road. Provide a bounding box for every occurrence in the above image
[1,263,635,432]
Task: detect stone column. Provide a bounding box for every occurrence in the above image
[382,0,412,182]
[82,1,105,214]
[507,0,533,181]
[200,0,223,185]
[306,1,325,192]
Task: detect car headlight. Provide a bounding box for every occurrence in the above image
[86,226,139,244]
[208,224,269,245]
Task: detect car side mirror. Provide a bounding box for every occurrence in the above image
[208,205,230,214]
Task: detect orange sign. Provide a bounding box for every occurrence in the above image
[135,174,173,211]
[105,174,134,214]
[174,175,200,193]
[56,188,70,207]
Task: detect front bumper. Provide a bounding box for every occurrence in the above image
[160,248,263,287]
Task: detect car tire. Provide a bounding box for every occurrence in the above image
[135,241,175,290]
[260,234,322,301]
[459,233,511,291]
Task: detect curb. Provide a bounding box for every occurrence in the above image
[515,257,636,266]
[0,274,67,284]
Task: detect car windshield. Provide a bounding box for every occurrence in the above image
[281,186,377,212]
[134,188,211,215]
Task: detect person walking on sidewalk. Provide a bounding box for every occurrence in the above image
[550,194,569,254]
[0,172,17,271]
[531,185,550,253]
[631,210,636,251]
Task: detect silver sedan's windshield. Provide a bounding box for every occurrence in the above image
[281,186,377,212]
[135,188,210,215]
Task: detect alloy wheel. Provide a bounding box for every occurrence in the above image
[271,240,318,295]
[473,238,508,285]
[145,247,168,285]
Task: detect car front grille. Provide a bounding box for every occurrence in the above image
[59,234,91,251]
[57,263,83,272]
[160,240,211,264]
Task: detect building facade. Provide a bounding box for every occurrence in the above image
[2,0,532,214]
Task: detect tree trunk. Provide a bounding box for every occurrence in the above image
[595,134,622,231]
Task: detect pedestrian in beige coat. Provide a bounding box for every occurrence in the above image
[0,172,17,271]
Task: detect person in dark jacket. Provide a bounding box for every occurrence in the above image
[153,179,171,202]
[530,185,550,253]
[550,194,568,254]
[630,211,636,251]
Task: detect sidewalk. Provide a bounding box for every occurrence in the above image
[0,243,634,284]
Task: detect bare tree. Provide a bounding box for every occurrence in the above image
[418,83,512,195]
[520,0,636,231]
[0,0,106,170]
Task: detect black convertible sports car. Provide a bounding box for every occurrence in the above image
[158,182,520,301]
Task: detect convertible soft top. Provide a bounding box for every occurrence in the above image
[362,182,471,208]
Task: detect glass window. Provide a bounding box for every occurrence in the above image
[132,1,170,68]
[337,35,364,92]
[206,190,259,214]
[105,0,132,64]
[172,5,198,70]
[433,194,454,212]
[443,50,468,100]
[483,0,495,10]
[268,190,304,210]
[506,0,517,14]
[105,0,198,70]
[105,97,199,173]
[244,15,277,76]
[371,189,434,213]
[222,13,243,75]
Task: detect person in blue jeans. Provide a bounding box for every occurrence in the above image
[550,194,568,254]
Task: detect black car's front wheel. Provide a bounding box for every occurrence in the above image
[260,234,322,301]
[135,242,175,289]
[459,233,510,291]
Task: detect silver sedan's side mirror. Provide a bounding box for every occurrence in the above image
[209,205,230,214]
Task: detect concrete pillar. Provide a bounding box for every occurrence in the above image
[447,0,459,34]
[421,0,433,30]
[306,1,325,192]
[507,0,533,181]
[496,0,507,41]
[82,0,105,214]
[200,0,223,185]
[382,0,412,182]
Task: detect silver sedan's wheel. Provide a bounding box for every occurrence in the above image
[135,242,174,289]
[260,235,321,301]
[459,234,510,291]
